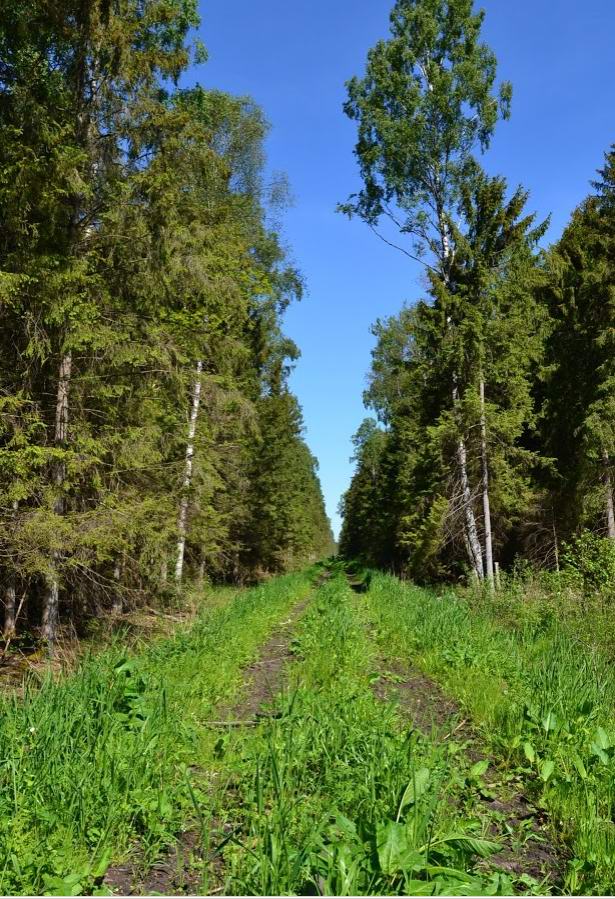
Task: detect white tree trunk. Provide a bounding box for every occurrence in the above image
[4,500,18,637]
[442,219,483,581]
[43,351,72,645]
[457,430,484,579]
[175,360,203,583]
[4,580,16,639]
[604,449,615,540]
[479,378,494,588]
[452,382,483,579]
[111,559,123,615]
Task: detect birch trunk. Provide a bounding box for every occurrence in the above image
[4,501,18,637]
[4,580,16,639]
[42,351,73,645]
[604,449,615,540]
[441,220,483,581]
[453,382,483,579]
[175,360,203,583]
[479,378,494,588]
[111,559,123,615]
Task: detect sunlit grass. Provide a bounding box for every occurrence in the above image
[0,572,312,896]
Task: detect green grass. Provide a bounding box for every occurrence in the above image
[210,575,516,896]
[366,572,615,894]
[0,571,312,896]
[9,565,606,896]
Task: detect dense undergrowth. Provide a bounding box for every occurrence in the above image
[367,572,615,894]
[0,572,312,896]
[212,574,517,896]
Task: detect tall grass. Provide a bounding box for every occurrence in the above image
[215,576,514,896]
[367,573,615,894]
[0,572,312,896]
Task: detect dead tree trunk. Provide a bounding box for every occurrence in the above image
[175,360,203,584]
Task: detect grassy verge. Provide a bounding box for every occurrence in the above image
[0,571,313,896]
[367,572,615,894]
[212,575,515,896]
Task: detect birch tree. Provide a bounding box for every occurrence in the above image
[341,0,511,578]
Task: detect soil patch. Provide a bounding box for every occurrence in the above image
[224,591,313,723]
[104,832,201,897]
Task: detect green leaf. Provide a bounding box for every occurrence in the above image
[91,846,112,879]
[398,767,430,817]
[402,879,438,895]
[594,726,611,751]
[523,741,535,763]
[541,710,559,733]
[540,758,555,782]
[570,750,587,780]
[590,743,610,765]
[469,759,490,778]
[376,821,423,876]
[435,835,501,859]
[424,864,476,882]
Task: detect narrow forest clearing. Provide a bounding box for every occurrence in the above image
[14,566,615,896]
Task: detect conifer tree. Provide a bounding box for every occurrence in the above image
[0,5,332,641]
[542,148,615,541]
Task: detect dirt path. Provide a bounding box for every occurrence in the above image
[105,578,323,896]
[372,653,564,890]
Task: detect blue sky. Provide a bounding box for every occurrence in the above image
[192,0,615,538]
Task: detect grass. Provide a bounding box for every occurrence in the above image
[209,574,517,896]
[0,571,313,896]
[366,572,615,894]
[7,563,609,896]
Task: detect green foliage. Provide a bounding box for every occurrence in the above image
[340,0,552,582]
[341,0,615,582]
[540,146,615,542]
[367,572,615,893]
[0,1,332,638]
[0,573,311,895]
[561,531,615,594]
[215,575,514,896]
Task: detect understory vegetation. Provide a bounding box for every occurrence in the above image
[2,564,615,896]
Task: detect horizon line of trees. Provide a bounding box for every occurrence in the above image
[338,0,615,585]
[0,0,334,645]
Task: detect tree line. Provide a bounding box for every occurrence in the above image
[0,0,333,645]
[339,0,615,584]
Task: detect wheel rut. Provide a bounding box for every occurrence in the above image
[104,575,325,896]
[371,651,565,892]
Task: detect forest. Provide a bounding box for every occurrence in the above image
[338,4,615,588]
[2,0,615,897]
[0,0,334,647]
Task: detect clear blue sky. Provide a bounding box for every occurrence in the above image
[192,0,615,538]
